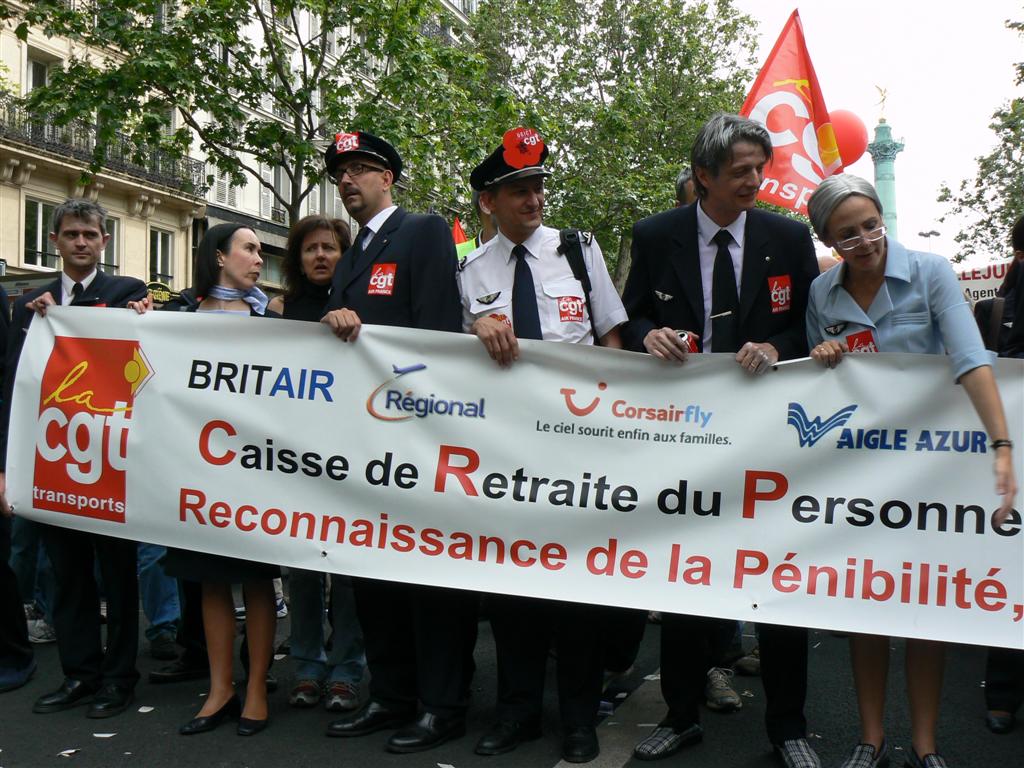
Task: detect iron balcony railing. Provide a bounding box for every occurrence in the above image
[0,100,207,196]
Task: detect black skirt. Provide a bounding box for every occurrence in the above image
[161,548,280,583]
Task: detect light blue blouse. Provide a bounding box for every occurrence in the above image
[806,238,993,381]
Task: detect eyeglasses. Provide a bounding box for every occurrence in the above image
[835,225,887,252]
[329,162,386,183]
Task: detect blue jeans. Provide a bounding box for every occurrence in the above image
[9,517,54,623]
[289,570,365,684]
[137,543,180,641]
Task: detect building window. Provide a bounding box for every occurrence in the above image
[149,228,174,284]
[24,198,59,269]
[101,216,120,274]
[262,252,283,286]
[27,56,49,93]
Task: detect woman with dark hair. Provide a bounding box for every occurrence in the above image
[160,223,280,737]
[806,176,1017,768]
[267,216,366,713]
[267,215,351,320]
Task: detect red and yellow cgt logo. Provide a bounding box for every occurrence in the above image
[33,337,154,523]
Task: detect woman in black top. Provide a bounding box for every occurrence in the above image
[268,215,351,321]
[267,216,366,712]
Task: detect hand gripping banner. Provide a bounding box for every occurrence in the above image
[7,309,1024,648]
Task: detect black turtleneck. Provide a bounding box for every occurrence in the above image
[282,279,331,323]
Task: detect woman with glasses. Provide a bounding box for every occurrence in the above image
[805,175,1017,768]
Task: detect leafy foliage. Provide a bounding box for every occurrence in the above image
[939,18,1024,261]
[467,0,757,283]
[2,0,506,222]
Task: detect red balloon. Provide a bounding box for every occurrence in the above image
[829,109,869,167]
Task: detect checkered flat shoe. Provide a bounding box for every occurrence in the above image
[775,738,822,768]
[905,749,948,768]
[633,724,702,761]
[839,741,889,768]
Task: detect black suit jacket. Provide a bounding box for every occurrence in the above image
[325,207,462,333]
[1,271,147,470]
[621,204,818,360]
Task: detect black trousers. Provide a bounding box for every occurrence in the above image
[660,614,807,744]
[489,594,606,728]
[0,515,32,671]
[985,646,1024,713]
[353,577,478,718]
[41,524,139,687]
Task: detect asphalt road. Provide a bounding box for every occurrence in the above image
[0,608,1020,767]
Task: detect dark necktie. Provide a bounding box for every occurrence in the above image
[511,244,543,340]
[71,282,84,303]
[710,229,739,353]
[353,226,370,252]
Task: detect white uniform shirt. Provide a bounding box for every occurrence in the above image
[60,269,98,304]
[357,205,398,250]
[458,224,627,344]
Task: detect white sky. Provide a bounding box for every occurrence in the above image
[732,0,1022,264]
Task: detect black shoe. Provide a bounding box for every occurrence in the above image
[149,658,209,684]
[87,684,134,719]
[326,701,415,737]
[475,719,542,756]
[149,633,179,661]
[237,716,269,736]
[562,726,600,763]
[386,712,466,753]
[32,678,99,714]
[986,711,1016,734]
[180,695,241,735]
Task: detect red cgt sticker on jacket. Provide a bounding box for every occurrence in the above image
[368,263,397,296]
[768,275,792,314]
[846,329,879,353]
[33,336,154,523]
[558,296,585,323]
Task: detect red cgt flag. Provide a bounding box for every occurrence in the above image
[452,216,468,245]
[740,9,842,213]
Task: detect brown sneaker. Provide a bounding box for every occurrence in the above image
[324,681,360,712]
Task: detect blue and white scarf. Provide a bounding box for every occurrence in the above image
[207,284,269,315]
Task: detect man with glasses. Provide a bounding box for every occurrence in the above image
[320,131,477,755]
[620,113,820,768]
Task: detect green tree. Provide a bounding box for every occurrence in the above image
[467,0,757,285]
[2,0,506,224]
[939,18,1024,261]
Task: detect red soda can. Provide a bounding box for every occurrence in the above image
[675,330,698,353]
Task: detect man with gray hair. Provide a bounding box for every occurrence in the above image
[674,167,696,207]
[0,198,148,719]
[621,113,820,767]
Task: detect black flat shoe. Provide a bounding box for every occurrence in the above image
[237,716,269,736]
[386,712,466,753]
[87,684,134,719]
[32,678,99,714]
[326,701,415,737]
[179,695,241,735]
[986,711,1016,734]
[475,719,542,756]
[562,726,600,764]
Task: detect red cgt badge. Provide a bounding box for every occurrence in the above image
[335,132,360,153]
[846,329,879,353]
[367,263,397,296]
[502,127,545,169]
[768,275,792,314]
[557,295,585,323]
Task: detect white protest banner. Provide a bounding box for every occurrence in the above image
[957,257,1015,304]
[7,308,1024,649]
